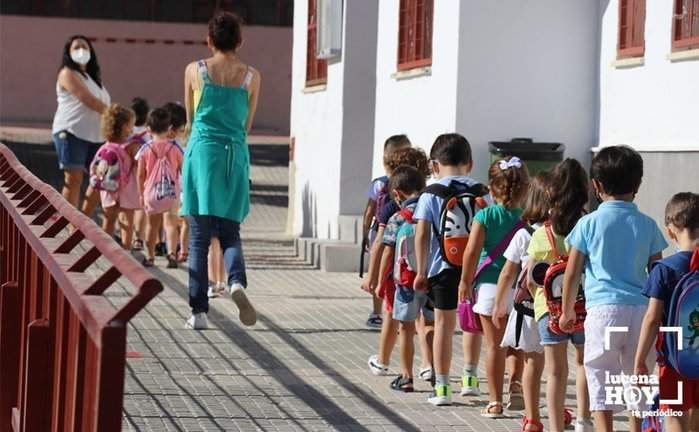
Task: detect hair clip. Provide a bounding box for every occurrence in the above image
[499,156,522,170]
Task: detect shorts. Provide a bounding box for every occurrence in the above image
[392,286,435,322]
[501,310,543,353]
[382,281,396,313]
[52,130,101,171]
[537,313,585,346]
[146,200,180,216]
[583,304,652,413]
[659,364,699,411]
[473,282,513,316]
[427,268,460,311]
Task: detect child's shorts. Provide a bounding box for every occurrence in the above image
[473,282,513,316]
[501,310,543,353]
[659,364,699,411]
[583,304,652,413]
[392,286,435,322]
[427,269,460,310]
[537,313,585,346]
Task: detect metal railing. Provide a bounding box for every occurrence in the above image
[0,143,162,431]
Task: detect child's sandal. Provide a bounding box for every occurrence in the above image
[521,416,544,431]
[480,401,504,418]
[563,408,573,427]
[507,380,525,411]
[389,376,414,393]
[142,257,154,268]
[132,239,144,251]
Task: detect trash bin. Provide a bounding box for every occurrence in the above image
[489,138,565,175]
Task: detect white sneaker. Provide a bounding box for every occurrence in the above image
[460,375,481,396]
[185,313,207,330]
[367,354,389,376]
[207,283,226,298]
[574,418,594,432]
[428,384,453,406]
[230,283,256,326]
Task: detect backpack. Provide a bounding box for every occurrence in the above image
[535,222,586,335]
[424,180,489,268]
[370,176,390,232]
[89,142,128,192]
[641,393,664,432]
[143,144,179,214]
[660,248,699,378]
[393,208,418,288]
[512,225,537,318]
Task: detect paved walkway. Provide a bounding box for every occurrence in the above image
[113,143,629,431]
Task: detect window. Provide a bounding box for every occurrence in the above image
[617,0,646,58]
[397,0,433,71]
[672,0,699,51]
[306,0,328,86]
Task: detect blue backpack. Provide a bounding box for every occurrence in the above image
[393,208,417,288]
[641,393,664,432]
[661,248,699,379]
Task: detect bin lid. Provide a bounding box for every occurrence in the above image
[489,138,565,161]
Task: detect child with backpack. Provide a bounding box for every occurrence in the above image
[367,147,432,379]
[560,146,668,432]
[137,107,184,268]
[413,133,489,406]
[527,159,593,432]
[634,192,699,432]
[492,170,553,431]
[376,165,432,392]
[163,102,190,264]
[130,97,150,252]
[362,134,412,328]
[89,103,140,249]
[458,156,529,417]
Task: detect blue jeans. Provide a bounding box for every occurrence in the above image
[188,216,247,314]
[52,130,101,170]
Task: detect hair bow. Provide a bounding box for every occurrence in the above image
[499,156,523,170]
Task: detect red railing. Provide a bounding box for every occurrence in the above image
[0,143,162,432]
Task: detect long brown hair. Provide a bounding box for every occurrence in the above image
[548,158,589,236]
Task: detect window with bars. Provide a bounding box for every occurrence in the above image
[617,0,646,58]
[672,0,699,51]
[306,0,327,86]
[397,0,433,71]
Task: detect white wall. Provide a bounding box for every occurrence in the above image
[456,1,601,181]
[371,0,462,178]
[290,0,378,238]
[598,0,699,152]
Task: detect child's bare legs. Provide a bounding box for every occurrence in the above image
[179,217,189,259]
[119,209,135,250]
[592,411,613,432]
[102,206,120,238]
[506,347,524,390]
[667,415,690,432]
[208,238,225,284]
[377,307,399,365]
[163,212,179,258]
[372,294,382,316]
[81,186,100,218]
[398,321,416,378]
[480,315,507,404]
[461,326,482,394]
[133,209,146,246]
[145,213,162,260]
[545,342,569,432]
[523,351,545,430]
[574,346,590,421]
[434,309,456,377]
[416,316,434,371]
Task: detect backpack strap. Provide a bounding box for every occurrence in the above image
[423,181,489,236]
[544,222,564,260]
[474,219,527,280]
[399,208,414,224]
[197,60,211,84]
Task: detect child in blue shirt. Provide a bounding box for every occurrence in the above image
[634,192,699,432]
[561,146,667,432]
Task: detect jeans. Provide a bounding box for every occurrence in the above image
[188,215,247,314]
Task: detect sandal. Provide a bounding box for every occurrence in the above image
[142,257,154,268]
[507,380,525,411]
[564,408,573,427]
[166,254,179,269]
[481,401,504,419]
[132,239,144,251]
[389,376,414,393]
[418,367,433,382]
[522,416,544,431]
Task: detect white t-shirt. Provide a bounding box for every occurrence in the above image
[503,223,542,265]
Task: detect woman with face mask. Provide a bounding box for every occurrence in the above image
[52,35,111,210]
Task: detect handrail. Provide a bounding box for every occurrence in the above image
[0,143,163,431]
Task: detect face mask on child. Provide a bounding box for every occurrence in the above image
[71,48,91,65]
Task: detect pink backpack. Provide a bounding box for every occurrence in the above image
[89,142,129,192]
[143,144,179,214]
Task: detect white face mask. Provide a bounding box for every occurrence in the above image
[70,48,91,65]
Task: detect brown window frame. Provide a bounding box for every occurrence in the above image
[672,0,699,51]
[306,0,328,87]
[617,0,646,59]
[397,0,433,71]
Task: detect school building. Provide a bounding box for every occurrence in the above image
[289,0,699,271]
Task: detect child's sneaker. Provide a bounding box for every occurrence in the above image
[367,354,389,376]
[365,313,382,329]
[418,367,434,382]
[185,313,207,330]
[207,283,225,298]
[460,374,481,396]
[428,384,452,406]
[573,418,594,432]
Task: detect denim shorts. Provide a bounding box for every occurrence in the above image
[537,313,585,346]
[392,286,435,322]
[52,130,101,170]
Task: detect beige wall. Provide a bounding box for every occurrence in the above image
[0,15,291,133]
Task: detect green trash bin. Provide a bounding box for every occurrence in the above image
[489,138,565,175]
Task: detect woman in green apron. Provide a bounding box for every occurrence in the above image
[182,12,261,330]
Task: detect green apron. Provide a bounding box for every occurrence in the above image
[181,60,250,223]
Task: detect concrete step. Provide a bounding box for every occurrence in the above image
[295,236,368,273]
[337,214,363,244]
